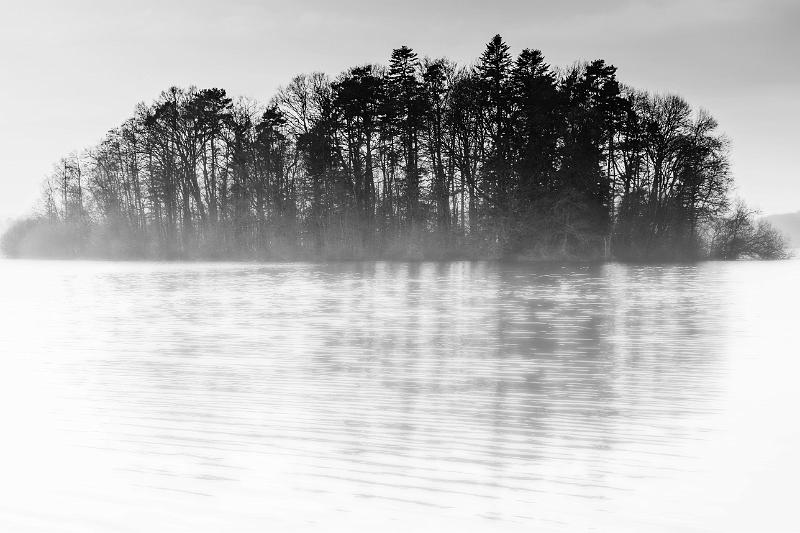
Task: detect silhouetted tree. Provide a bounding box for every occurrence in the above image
[4,35,786,262]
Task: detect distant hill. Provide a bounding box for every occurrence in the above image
[765,211,800,247]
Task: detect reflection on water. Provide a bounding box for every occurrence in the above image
[0,259,798,532]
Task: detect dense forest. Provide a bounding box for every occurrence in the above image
[1,35,788,261]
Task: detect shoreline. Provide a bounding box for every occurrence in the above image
[1,252,783,266]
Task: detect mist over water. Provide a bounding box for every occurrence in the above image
[0,259,798,532]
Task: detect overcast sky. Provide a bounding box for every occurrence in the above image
[1,0,798,218]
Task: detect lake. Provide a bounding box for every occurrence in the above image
[0,258,798,532]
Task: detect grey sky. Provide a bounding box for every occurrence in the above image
[1,0,797,217]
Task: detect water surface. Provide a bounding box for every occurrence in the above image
[0,259,798,532]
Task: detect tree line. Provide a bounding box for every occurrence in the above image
[1,35,788,260]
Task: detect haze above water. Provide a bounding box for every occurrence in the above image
[0,259,798,532]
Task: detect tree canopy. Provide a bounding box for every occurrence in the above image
[1,35,788,261]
